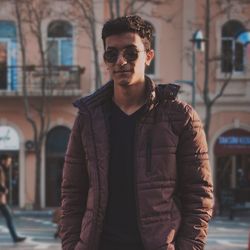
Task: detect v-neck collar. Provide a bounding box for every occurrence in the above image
[111,100,146,118]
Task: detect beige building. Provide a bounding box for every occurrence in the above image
[0,0,249,210]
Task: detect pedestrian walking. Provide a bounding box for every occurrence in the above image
[60,15,214,250]
[0,153,26,243]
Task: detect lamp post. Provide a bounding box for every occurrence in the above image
[175,30,206,108]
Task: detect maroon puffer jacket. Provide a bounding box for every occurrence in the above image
[61,77,214,250]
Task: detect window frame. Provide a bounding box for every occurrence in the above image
[221,20,245,74]
[47,37,73,66]
[47,20,73,67]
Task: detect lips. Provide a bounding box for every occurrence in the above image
[114,69,132,73]
[115,71,130,73]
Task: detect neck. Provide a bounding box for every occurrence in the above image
[113,81,147,115]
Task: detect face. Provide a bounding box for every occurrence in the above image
[104,32,154,87]
[2,157,12,168]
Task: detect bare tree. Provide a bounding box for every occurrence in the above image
[64,0,171,89]
[67,0,243,140]
[108,0,240,140]
[177,0,249,140]
[13,0,52,209]
[66,0,102,89]
[201,0,249,138]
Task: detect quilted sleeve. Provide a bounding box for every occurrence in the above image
[175,105,214,250]
[60,114,89,250]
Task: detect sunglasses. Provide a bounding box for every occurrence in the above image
[104,46,146,64]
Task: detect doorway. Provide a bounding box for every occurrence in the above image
[45,126,70,207]
[214,129,250,213]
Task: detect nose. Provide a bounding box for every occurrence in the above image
[116,51,127,65]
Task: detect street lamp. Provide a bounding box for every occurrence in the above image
[235,30,250,72]
[236,30,250,46]
[175,30,206,108]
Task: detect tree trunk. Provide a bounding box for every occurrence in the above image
[203,0,211,140]
[34,146,42,209]
[204,103,212,143]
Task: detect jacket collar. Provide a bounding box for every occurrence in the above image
[73,76,179,112]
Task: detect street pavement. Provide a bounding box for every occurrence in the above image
[206,215,250,250]
[0,212,249,250]
[0,212,60,250]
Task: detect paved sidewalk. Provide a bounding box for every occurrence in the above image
[0,214,60,250]
[0,211,249,249]
[205,216,250,250]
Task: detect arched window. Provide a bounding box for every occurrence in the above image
[145,21,155,75]
[47,20,73,66]
[221,20,245,73]
[0,21,17,90]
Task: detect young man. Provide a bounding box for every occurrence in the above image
[61,15,214,250]
[0,154,26,243]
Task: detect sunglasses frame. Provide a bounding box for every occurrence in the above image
[103,46,146,64]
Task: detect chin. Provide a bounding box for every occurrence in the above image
[117,79,130,86]
[113,76,132,86]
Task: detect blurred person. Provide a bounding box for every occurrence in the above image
[61,15,214,250]
[52,207,61,239]
[0,154,26,243]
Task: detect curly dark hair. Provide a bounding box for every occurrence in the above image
[102,15,153,51]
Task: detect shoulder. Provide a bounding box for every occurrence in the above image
[157,83,196,120]
[157,84,202,133]
[70,81,113,131]
[73,81,113,112]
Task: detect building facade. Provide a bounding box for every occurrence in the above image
[0,0,249,210]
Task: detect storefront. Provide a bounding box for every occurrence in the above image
[214,128,250,213]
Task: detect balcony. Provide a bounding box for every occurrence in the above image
[0,65,85,96]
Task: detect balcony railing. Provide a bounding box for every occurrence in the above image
[0,65,85,96]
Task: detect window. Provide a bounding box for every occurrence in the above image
[0,21,17,91]
[221,20,245,73]
[47,20,73,66]
[145,21,155,75]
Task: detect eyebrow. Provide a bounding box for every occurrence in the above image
[106,44,137,50]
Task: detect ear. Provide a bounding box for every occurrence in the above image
[145,49,154,66]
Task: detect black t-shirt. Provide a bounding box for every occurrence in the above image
[99,101,145,250]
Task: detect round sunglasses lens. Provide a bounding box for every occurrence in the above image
[124,48,138,61]
[104,50,118,63]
